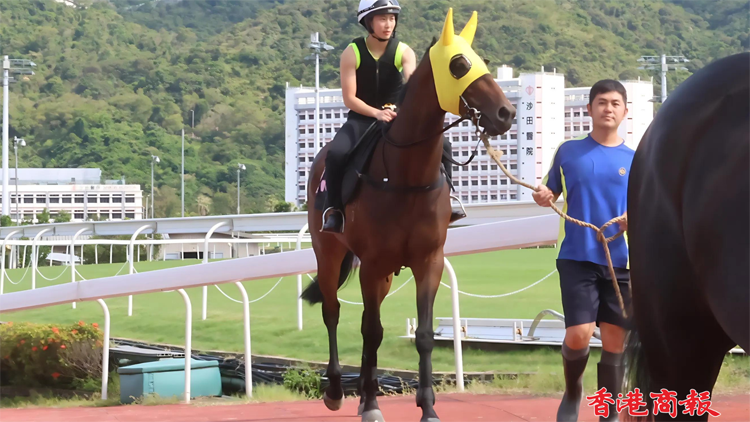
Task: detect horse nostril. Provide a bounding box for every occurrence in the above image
[498,106,513,123]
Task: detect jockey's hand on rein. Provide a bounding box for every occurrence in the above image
[375,109,397,122]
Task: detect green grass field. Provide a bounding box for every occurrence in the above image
[2,248,747,395]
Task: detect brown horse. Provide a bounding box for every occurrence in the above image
[301,9,515,422]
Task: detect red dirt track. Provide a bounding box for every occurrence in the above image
[2,393,748,422]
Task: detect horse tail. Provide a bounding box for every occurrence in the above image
[300,251,356,305]
[623,330,652,421]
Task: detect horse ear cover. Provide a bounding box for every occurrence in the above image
[429,9,489,115]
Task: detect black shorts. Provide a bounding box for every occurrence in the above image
[557,259,632,329]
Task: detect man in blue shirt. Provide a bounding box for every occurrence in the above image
[533,80,634,422]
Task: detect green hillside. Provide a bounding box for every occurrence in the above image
[0,0,745,216]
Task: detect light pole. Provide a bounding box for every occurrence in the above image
[13,136,25,224]
[150,155,160,219]
[3,56,35,217]
[637,54,689,103]
[181,128,185,217]
[190,109,195,130]
[237,163,246,215]
[305,33,334,157]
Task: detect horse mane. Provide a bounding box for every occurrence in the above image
[396,37,437,107]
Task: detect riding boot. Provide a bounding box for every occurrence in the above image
[322,210,344,233]
[557,345,590,422]
[441,155,466,223]
[597,351,624,422]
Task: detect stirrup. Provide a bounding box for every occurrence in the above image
[321,207,345,233]
[450,195,467,222]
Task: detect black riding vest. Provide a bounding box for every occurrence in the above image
[348,36,404,120]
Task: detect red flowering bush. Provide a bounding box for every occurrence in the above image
[0,321,104,389]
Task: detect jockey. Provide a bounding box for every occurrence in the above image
[321,0,465,233]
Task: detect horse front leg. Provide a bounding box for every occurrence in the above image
[358,267,391,422]
[411,255,444,422]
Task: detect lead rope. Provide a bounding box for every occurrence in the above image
[471,117,628,318]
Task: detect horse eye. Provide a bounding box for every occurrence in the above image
[449,54,472,79]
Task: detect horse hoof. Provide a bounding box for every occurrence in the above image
[421,418,441,422]
[323,391,344,411]
[361,409,385,422]
[357,402,365,416]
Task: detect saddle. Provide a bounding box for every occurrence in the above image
[314,120,384,211]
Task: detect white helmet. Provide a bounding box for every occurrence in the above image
[357,0,401,28]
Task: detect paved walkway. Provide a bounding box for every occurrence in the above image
[2,393,748,421]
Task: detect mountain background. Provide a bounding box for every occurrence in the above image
[0,0,746,217]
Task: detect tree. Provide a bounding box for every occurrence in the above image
[55,210,72,223]
[273,201,294,213]
[0,215,12,227]
[37,208,50,224]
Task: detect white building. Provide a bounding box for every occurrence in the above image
[285,66,653,207]
[0,168,144,223]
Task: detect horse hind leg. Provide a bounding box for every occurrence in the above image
[304,243,354,412]
[411,256,444,422]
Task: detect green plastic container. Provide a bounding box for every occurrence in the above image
[118,358,222,403]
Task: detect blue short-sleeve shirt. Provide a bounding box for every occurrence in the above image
[543,135,635,269]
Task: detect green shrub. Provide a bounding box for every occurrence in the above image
[282,367,322,399]
[0,321,104,390]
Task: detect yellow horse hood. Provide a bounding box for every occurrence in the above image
[429,8,490,116]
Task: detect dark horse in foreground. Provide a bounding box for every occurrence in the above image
[301,8,515,422]
[625,52,749,421]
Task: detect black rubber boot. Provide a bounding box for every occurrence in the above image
[597,362,624,422]
[450,210,466,222]
[557,352,590,422]
[322,210,344,233]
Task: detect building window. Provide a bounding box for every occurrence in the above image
[481,150,487,156]
[125,212,135,219]
[574,126,580,132]
[471,165,478,171]
[453,181,458,187]
[453,151,459,157]
[125,197,135,203]
[511,148,517,155]
[462,195,469,201]
[501,194,507,200]
[36,197,46,203]
[510,164,517,170]
[501,179,508,185]
[100,196,110,203]
[74,213,84,219]
[510,133,517,140]
[481,195,488,201]
[564,112,571,118]
[471,195,478,201]
[511,194,518,199]
[49,197,60,204]
[565,126,571,132]
[462,136,469,142]
[113,196,122,203]
[325,128,331,133]
[75,195,84,203]
[481,165,488,171]
[462,151,469,156]
[491,194,497,200]
[24,197,33,204]
[462,181,468,186]
[452,166,459,172]
[574,112,581,117]
[335,113,341,118]
[112,212,122,219]
[87,196,97,203]
[491,180,498,185]
[583,125,590,131]
[481,180,487,185]
[583,111,589,116]
[326,113,331,119]
[63,196,72,204]
[300,114,306,120]
[491,164,498,170]
[299,128,305,134]
[471,180,478,186]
